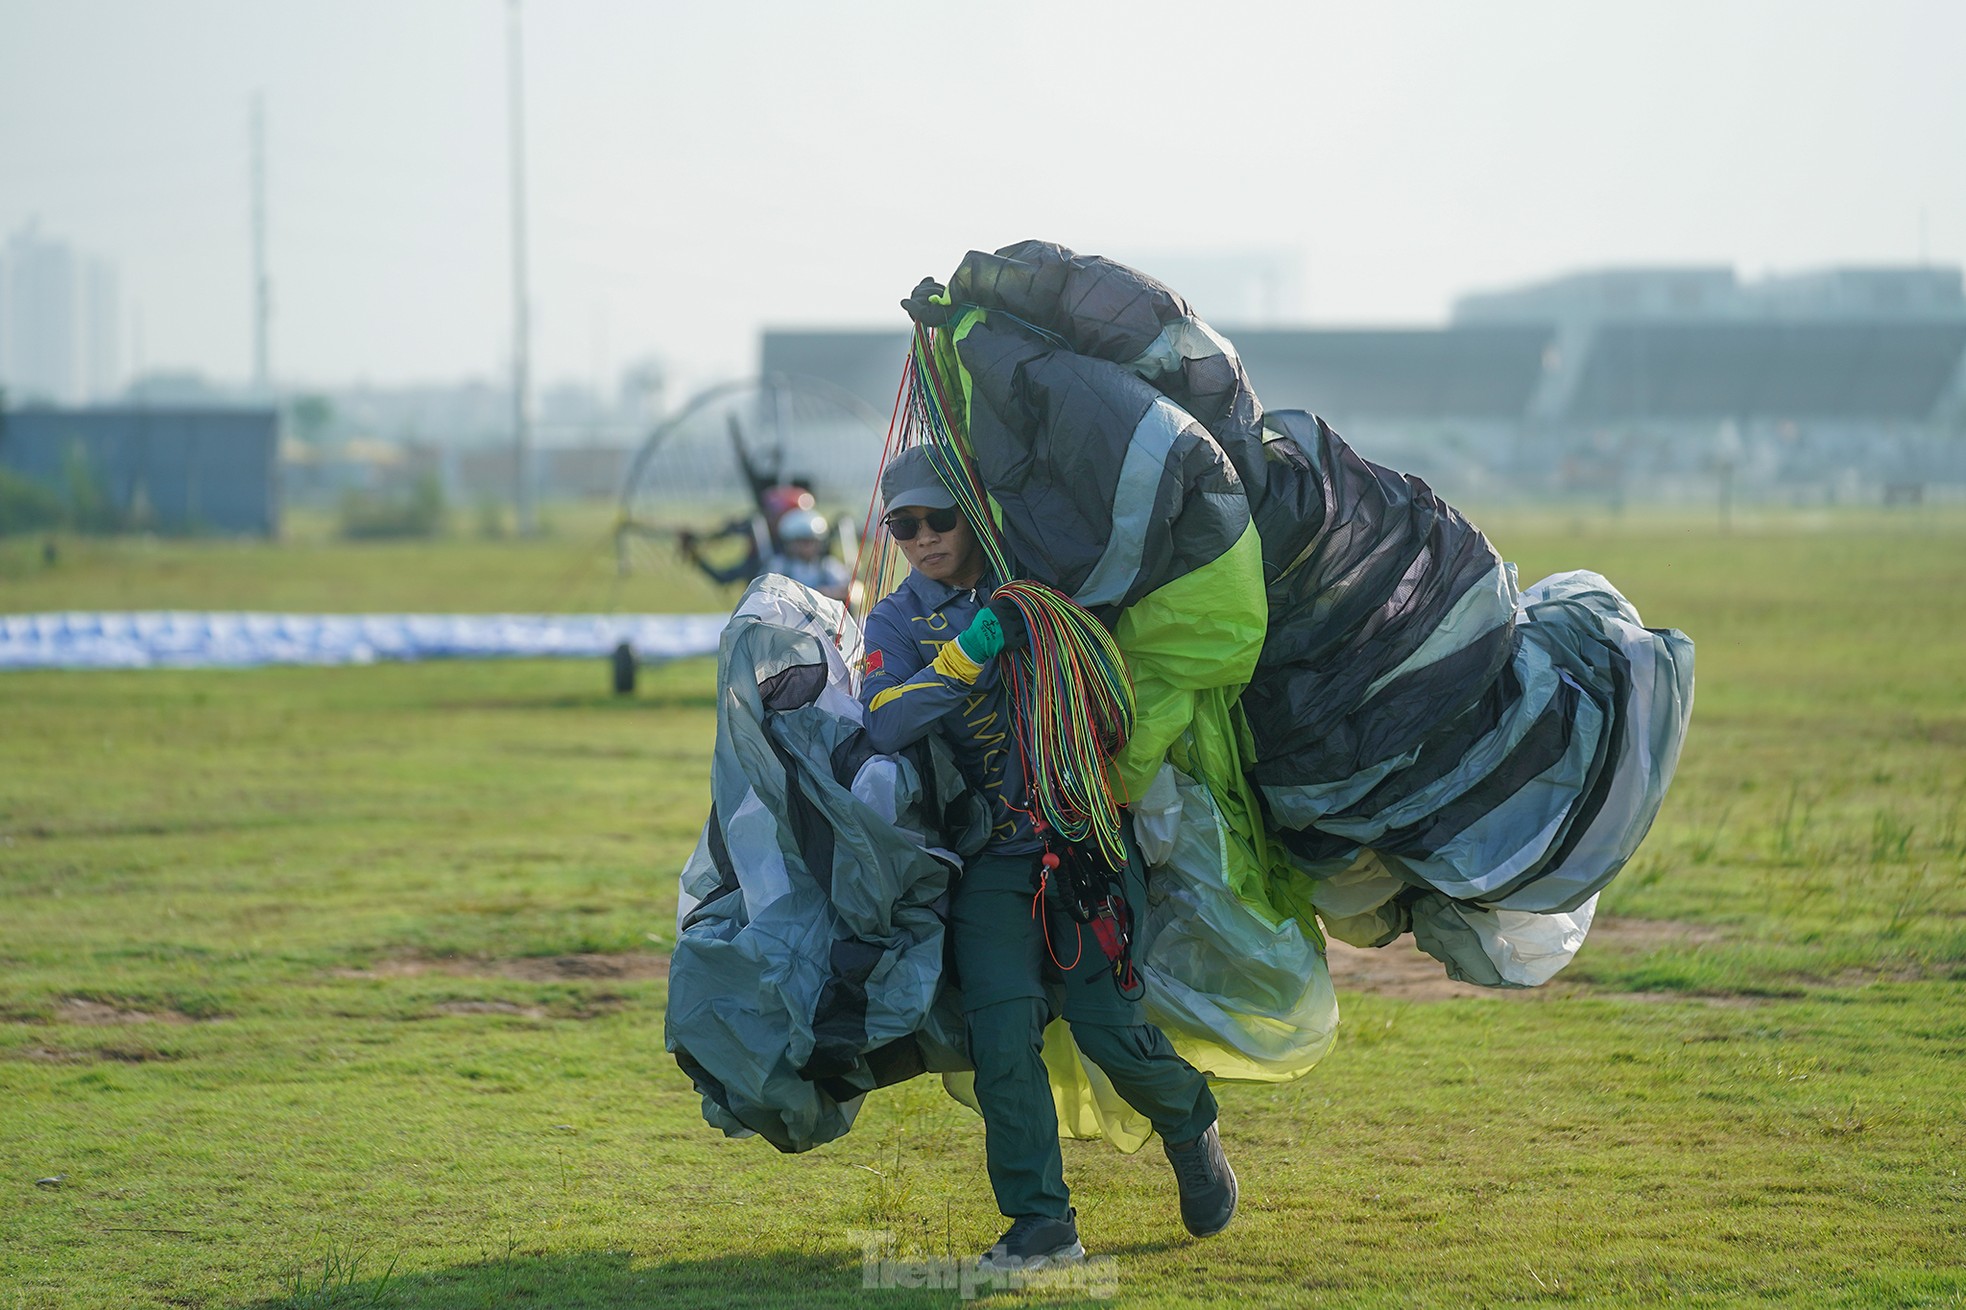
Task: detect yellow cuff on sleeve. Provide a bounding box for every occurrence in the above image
[930,639,983,685]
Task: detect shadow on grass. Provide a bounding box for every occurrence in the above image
[239,1247,1111,1308]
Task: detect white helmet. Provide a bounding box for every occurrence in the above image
[777,508,828,542]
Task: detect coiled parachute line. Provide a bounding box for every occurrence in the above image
[856,325,1137,869]
[992,578,1135,866]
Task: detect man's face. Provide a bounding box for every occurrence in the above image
[890,504,982,588]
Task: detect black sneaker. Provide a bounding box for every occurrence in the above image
[1164,1122,1237,1237]
[976,1209,1086,1273]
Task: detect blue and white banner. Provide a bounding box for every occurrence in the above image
[0,611,729,670]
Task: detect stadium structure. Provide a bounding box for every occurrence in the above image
[761,265,1966,505]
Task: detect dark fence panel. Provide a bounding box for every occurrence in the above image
[0,406,280,536]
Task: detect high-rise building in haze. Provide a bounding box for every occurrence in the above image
[84,258,120,402]
[0,221,122,406]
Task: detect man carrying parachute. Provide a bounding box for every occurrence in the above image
[857,444,1236,1271]
[664,241,1693,1270]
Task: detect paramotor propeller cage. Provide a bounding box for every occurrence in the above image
[612,373,886,580]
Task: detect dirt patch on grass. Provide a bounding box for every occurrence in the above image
[1587,918,1725,950]
[1829,964,1935,986]
[1907,716,1966,748]
[1324,918,1729,1002]
[329,952,658,1021]
[424,992,629,1021]
[8,1043,181,1063]
[495,954,669,982]
[1323,939,1502,1001]
[53,997,199,1025]
[433,1000,549,1019]
[12,1046,96,1063]
[1624,991,1769,1009]
[335,952,669,983]
[94,1044,182,1062]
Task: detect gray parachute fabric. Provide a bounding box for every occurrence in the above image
[1305,570,1696,983]
[665,576,988,1151]
[945,239,1270,503]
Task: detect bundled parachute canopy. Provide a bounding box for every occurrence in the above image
[928,241,1693,967]
[666,242,1693,1151]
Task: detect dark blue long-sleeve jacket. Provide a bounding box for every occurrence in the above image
[857,569,1040,855]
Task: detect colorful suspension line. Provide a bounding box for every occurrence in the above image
[992,578,1137,869]
[905,327,1012,581]
[843,351,915,637]
[854,324,1138,870]
[847,327,993,634]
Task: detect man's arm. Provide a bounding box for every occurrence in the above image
[680,523,762,582]
[857,605,989,754]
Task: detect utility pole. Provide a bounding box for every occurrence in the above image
[506,0,535,535]
[250,91,270,393]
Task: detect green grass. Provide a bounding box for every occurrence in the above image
[3,508,1963,1308]
[0,507,724,616]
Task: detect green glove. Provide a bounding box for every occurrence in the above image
[955,607,1005,663]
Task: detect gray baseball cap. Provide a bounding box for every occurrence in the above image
[879,445,959,513]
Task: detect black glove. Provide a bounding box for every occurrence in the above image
[1049,837,1126,923]
[987,594,1028,653]
[900,276,952,328]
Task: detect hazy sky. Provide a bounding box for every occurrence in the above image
[2,0,1961,394]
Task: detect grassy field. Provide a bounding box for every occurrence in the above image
[2,508,1962,1308]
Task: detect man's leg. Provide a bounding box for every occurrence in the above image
[964,997,1069,1220]
[951,852,1070,1221]
[1055,920,1217,1147]
[1051,846,1236,1236]
[1053,844,1216,1143]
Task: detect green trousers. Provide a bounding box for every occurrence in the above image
[953,847,1218,1221]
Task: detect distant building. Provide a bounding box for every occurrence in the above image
[0,223,122,406]
[84,260,121,402]
[1109,248,1307,323]
[0,406,280,536]
[1456,265,1966,321]
[266,373,659,508]
[436,443,631,504]
[760,330,908,427]
[760,264,1966,502]
[1453,266,1966,498]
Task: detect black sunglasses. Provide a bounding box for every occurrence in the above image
[883,507,962,541]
